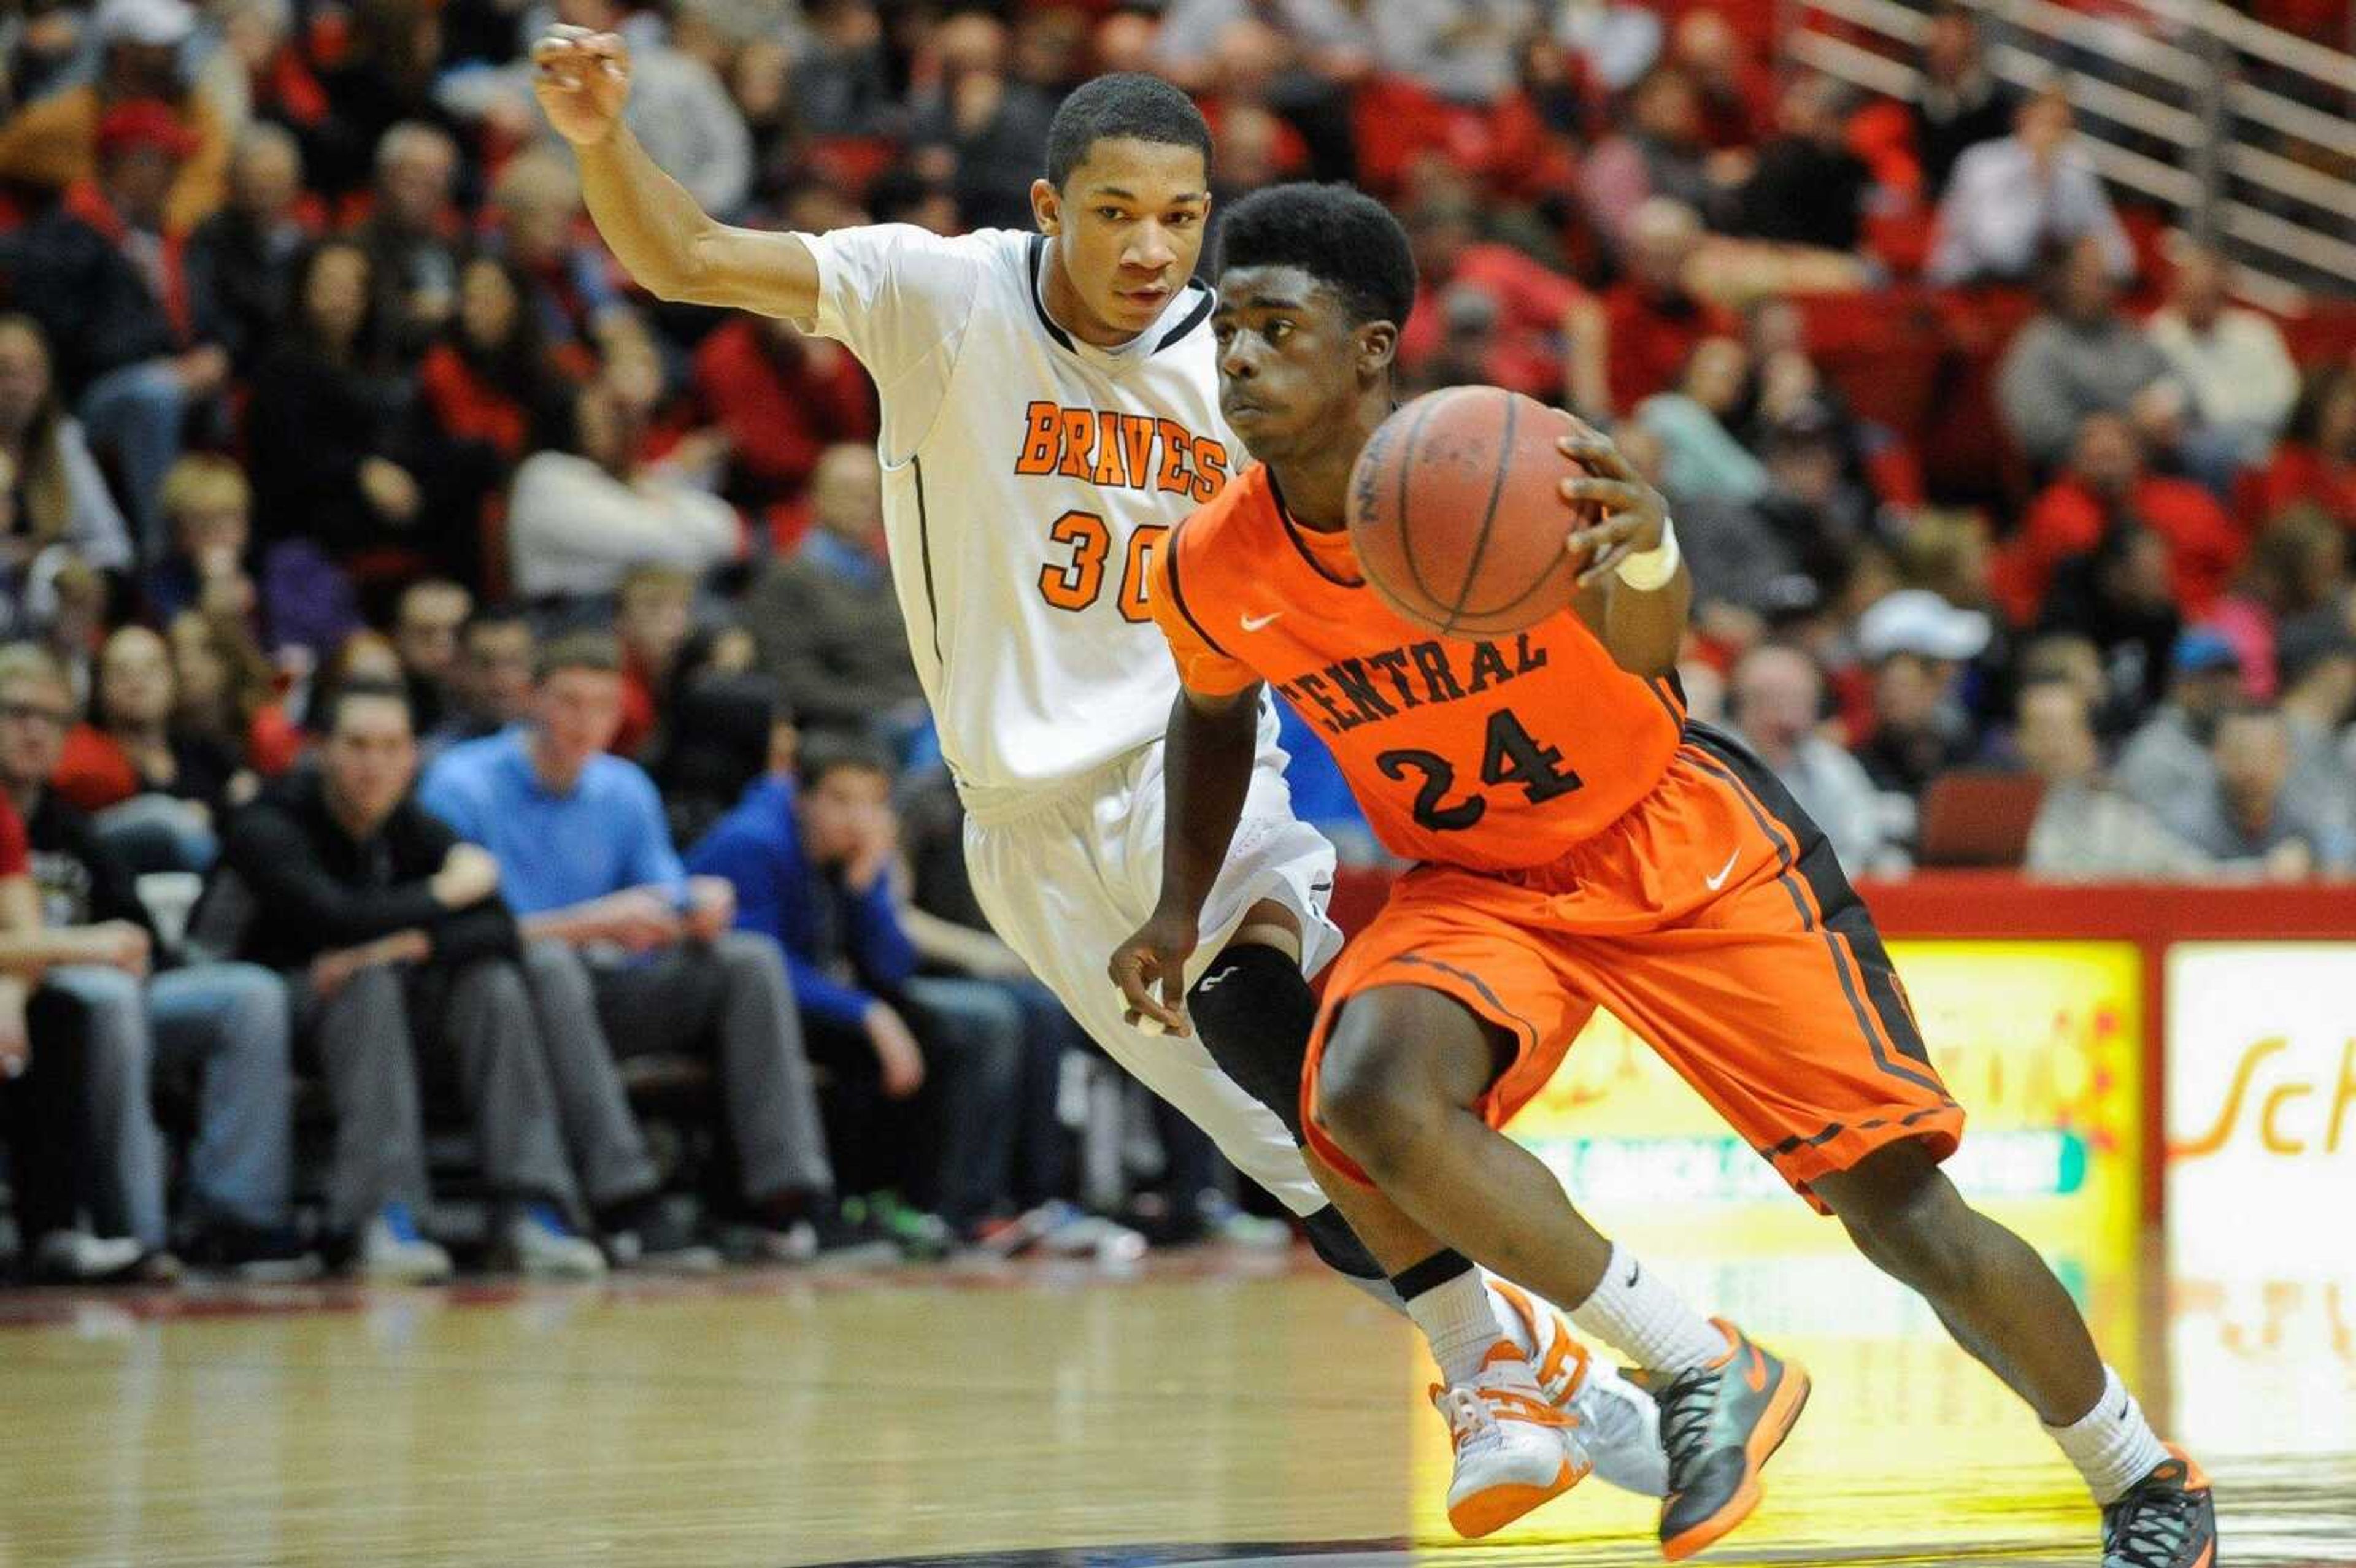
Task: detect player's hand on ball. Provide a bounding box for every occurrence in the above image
[1556,421,1670,588]
[531,25,632,145]
[1110,910,1199,1037]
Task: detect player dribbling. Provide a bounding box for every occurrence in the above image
[1114,181,2219,1567]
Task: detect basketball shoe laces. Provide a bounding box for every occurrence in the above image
[1657,1363,1723,1499]
[1433,1355,1578,1456]
[2103,1470,2204,1568]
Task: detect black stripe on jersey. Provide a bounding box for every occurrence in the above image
[1161,520,1233,659]
[1153,286,1215,353]
[1685,721,1947,1097]
[1645,674,1685,735]
[910,454,946,669]
[1025,234,1077,353]
[1026,233,1214,355]
[1267,471,1365,589]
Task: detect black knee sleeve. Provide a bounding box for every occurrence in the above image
[1185,942,1319,1142]
[1187,944,1388,1285]
[1302,1199,1388,1283]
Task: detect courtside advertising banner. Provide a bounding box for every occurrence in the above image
[2166,942,2356,1451]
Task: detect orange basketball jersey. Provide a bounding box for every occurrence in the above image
[1152,463,1685,872]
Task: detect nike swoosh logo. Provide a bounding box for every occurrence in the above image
[1744,1344,1768,1393]
[1241,611,1282,632]
[1704,849,1740,891]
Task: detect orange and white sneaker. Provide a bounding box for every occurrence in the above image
[1432,1342,1594,1539]
[1489,1277,1669,1498]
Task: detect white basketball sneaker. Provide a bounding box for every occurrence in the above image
[1431,1340,1595,1538]
[1488,1276,1671,1498]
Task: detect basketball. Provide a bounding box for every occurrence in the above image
[1346,386,1596,639]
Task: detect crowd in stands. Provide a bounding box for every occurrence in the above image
[0,0,2354,1283]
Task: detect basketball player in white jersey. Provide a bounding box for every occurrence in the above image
[532,34,1665,1525]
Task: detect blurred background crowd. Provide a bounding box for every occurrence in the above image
[0,0,2352,1285]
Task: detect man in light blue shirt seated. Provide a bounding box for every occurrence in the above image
[420,631,836,1262]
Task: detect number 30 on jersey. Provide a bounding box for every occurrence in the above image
[1037,510,1168,623]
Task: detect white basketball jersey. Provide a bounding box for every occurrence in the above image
[796,225,1234,793]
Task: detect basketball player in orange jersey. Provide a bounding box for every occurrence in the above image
[1114,183,2217,1568]
[531,31,1670,1531]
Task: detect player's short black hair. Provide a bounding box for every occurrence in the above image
[1044,73,1211,190]
[1215,183,1417,328]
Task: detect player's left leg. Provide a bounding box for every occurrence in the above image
[1158,732,1668,1493]
[1193,903,1665,1505]
[1636,726,2216,1568]
[1812,1129,2214,1566]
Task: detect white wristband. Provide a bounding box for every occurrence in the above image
[1613,516,1680,591]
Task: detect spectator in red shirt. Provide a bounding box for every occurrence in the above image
[166,609,303,779]
[1666,9,1772,151]
[2237,363,2356,532]
[53,624,242,870]
[206,0,334,166]
[1186,20,1316,185]
[413,255,574,566]
[6,101,234,558]
[1601,197,1739,416]
[1396,193,1607,412]
[690,315,879,527]
[2003,412,2247,625]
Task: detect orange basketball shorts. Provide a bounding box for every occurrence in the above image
[1301,723,1964,1210]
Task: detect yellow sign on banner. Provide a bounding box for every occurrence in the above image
[1508,940,2145,1240]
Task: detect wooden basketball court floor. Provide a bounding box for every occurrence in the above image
[0,1213,2350,1568]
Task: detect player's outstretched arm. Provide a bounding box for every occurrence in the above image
[533,25,818,318]
[1109,685,1263,1036]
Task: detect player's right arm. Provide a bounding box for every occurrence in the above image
[1110,684,1262,1037]
[1109,542,1268,1036]
[534,26,818,318]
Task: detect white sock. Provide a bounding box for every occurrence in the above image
[1566,1243,1728,1375]
[2046,1365,2169,1505]
[1403,1263,1501,1386]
